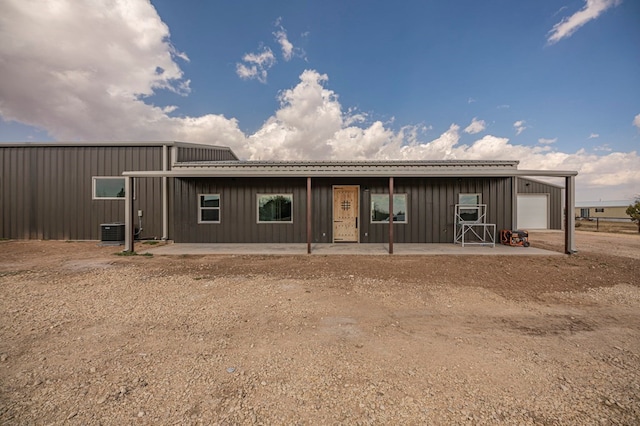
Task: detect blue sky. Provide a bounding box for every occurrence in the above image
[0,0,638,200]
[152,0,640,151]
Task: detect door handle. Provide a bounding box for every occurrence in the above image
[355,217,358,228]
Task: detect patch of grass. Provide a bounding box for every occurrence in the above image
[114,251,154,257]
[114,251,138,256]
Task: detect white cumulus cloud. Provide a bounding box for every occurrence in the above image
[513,120,527,135]
[236,47,276,83]
[0,0,247,154]
[464,117,486,134]
[588,133,600,139]
[547,0,622,44]
[538,137,557,144]
[273,18,306,62]
[273,17,294,61]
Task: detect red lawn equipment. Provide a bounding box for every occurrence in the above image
[500,229,530,247]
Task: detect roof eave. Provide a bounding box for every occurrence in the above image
[0,141,235,150]
[123,169,577,178]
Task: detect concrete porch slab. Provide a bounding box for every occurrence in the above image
[140,242,562,256]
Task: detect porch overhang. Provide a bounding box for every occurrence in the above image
[123,168,577,179]
[122,162,577,256]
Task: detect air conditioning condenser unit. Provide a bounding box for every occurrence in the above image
[100,223,125,245]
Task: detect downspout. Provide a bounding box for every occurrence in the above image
[162,144,168,240]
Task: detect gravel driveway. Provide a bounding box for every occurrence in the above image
[1,231,639,424]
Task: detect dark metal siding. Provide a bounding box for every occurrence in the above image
[358,177,512,243]
[173,177,307,243]
[173,176,513,243]
[0,146,164,240]
[518,178,562,229]
[177,146,238,162]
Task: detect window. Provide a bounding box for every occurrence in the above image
[580,208,590,218]
[199,194,220,223]
[93,177,125,199]
[458,193,481,222]
[370,194,408,223]
[257,194,293,223]
[595,208,604,213]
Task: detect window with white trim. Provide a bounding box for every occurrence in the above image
[257,194,293,223]
[199,194,221,223]
[93,177,126,199]
[458,193,481,222]
[370,194,408,223]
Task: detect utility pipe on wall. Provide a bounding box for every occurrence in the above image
[162,144,168,240]
[124,176,134,252]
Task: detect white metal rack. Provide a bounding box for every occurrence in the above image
[454,204,495,247]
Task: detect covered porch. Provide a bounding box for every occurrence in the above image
[138,242,562,256]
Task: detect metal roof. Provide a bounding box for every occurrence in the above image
[123,159,577,178]
[0,140,233,150]
[575,200,635,208]
[175,159,519,168]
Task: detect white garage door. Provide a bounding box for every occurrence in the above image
[517,194,548,229]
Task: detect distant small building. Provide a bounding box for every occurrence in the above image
[575,200,634,221]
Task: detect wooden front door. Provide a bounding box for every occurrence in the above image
[333,186,359,242]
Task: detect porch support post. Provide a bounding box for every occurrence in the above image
[565,175,576,254]
[388,176,394,254]
[124,176,135,252]
[307,177,312,254]
[512,176,518,229]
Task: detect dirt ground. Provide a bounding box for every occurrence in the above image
[1,231,639,425]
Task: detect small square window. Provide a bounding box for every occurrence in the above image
[371,194,408,224]
[93,177,126,199]
[199,194,221,223]
[257,194,293,223]
[595,208,604,213]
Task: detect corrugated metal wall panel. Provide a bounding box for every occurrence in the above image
[518,178,562,229]
[0,145,164,240]
[177,146,238,162]
[172,176,514,244]
[173,177,307,243]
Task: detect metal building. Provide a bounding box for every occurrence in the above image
[0,142,237,240]
[0,142,577,252]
